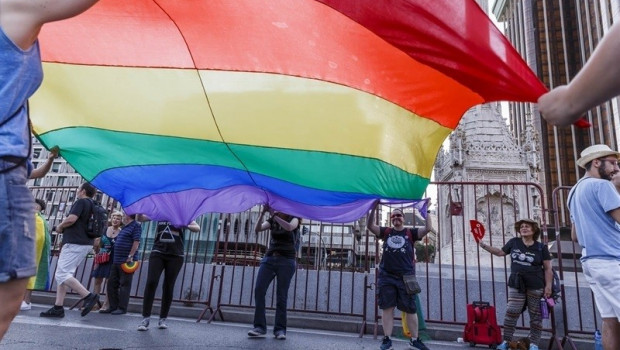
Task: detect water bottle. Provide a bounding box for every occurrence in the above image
[539,298,549,319]
[594,330,603,350]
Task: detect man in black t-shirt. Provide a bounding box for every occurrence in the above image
[367,203,434,350]
[40,183,100,318]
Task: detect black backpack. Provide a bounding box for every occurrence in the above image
[86,199,108,239]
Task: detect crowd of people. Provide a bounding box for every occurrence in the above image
[1,0,620,349]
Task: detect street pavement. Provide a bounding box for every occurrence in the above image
[2,303,470,350]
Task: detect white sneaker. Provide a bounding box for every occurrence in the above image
[20,301,31,311]
[137,318,150,331]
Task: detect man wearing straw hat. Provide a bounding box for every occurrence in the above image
[567,144,620,350]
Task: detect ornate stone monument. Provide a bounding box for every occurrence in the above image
[434,103,541,266]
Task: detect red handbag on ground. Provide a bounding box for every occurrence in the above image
[463,301,502,348]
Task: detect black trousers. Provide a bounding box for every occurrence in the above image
[142,252,184,319]
[107,264,134,311]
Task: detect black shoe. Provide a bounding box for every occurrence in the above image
[99,308,115,314]
[81,293,100,317]
[40,306,65,318]
[111,309,126,315]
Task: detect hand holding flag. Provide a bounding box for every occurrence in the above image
[470,220,485,243]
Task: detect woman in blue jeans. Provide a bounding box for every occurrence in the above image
[248,205,300,340]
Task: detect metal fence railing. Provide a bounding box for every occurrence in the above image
[30,182,595,347]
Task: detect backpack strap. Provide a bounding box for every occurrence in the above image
[405,228,416,243]
[86,198,95,217]
[383,227,392,240]
[566,176,593,209]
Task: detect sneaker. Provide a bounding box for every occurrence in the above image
[20,301,31,311]
[409,337,430,350]
[158,318,168,329]
[81,293,100,317]
[247,327,267,337]
[529,345,539,350]
[40,306,65,318]
[137,318,150,331]
[111,309,126,315]
[496,341,508,350]
[274,330,286,340]
[380,336,393,350]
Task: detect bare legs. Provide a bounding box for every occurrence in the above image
[0,279,28,340]
[602,317,620,350]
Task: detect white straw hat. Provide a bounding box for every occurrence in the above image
[576,144,620,168]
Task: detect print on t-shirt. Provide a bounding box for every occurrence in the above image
[511,249,535,266]
[385,235,408,253]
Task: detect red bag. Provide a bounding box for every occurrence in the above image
[94,252,110,264]
[463,301,502,347]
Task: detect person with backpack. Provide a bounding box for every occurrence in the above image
[478,218,552,350]
[366,203,434,350]
[137,217,199,331]
[40,182,101,318]
[247,205,300,340]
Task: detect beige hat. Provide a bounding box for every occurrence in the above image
[576,144,620,168]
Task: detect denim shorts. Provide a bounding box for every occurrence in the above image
[0,160,35,282]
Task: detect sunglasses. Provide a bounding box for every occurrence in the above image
[390,214,403,219]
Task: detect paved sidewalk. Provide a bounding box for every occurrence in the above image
[2,303,469,350]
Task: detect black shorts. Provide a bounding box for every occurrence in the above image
[376,273,417,314]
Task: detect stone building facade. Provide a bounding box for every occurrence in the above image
[434,103,542,266]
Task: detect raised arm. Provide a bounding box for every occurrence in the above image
[366,203,380,237]
[29,147,58,179]
[538,22,620,126]
[272,216,299,232]
[415,210,435,239]
[254,205,271,233]
[478,241,507,257]
[0,0,99,50]
[186,221,200,233]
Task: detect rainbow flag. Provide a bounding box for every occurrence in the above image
[30,0,546,225]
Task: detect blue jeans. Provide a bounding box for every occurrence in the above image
[253,256,296,333]
[0,161,35,282]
